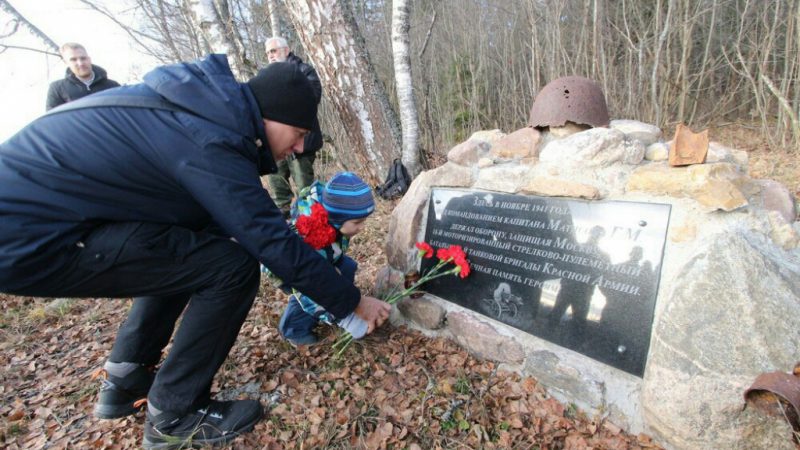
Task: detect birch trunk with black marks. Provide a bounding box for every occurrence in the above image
[190,0,254,78]
[392,0,420,177]
[266,0,281,36]
[283,0,401,183]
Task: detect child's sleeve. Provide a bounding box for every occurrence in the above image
[293,290,369,339]
[336,312,369,339]
[293,291,337,324]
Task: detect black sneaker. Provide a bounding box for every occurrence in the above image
[143,399,263,449]
[92,364,155,419]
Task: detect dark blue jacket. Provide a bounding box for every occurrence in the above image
[0,55,359,318]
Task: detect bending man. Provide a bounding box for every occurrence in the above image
[0,55,390,449]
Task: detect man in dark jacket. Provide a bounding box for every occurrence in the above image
[265,37,324,217]
[0,55,390,449]
[45,42,120,110]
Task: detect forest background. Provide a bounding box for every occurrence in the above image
[1,0,798,193]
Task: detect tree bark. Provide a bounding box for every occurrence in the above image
[283,0,402,184]
[189,0,253,78]
[266,0,281,36]
[392,0,420,176]
[651,0,674,125]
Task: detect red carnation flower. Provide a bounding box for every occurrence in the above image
[415,242,434,259]
[444,245,470,278]
[454,256,471,278]
[295,203,337,249]
[447,245,466,262]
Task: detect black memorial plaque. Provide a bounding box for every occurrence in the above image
[421,188,671,377]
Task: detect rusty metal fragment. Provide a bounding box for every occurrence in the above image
[404,271,423,298]
[744,363,800,445]
[529,76,610,129]
[669,124,709,166]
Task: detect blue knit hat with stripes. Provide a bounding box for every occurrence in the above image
[321,172,375,227]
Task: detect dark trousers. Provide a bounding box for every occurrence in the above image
[12,222,260,414]
[266,152,316,209]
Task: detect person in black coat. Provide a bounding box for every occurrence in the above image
[0,55,390,449]
[264,36,324,217]
[45,43,120,110]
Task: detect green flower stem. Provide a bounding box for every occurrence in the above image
[332,257,460,357]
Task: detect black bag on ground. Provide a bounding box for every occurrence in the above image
[376,158,412,200]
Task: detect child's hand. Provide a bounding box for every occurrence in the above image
[337,312,368,339]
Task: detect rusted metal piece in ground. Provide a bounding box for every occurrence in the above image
[528,76,610,129]
[744,362,800,445]
[404,271,423,298]
[669,123,709,166]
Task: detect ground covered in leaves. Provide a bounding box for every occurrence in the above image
[0,199,661,449]
[1,131,794,449]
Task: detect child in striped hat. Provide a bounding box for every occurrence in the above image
[268,171,376,346]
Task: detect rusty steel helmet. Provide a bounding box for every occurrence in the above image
[529,76,610,128]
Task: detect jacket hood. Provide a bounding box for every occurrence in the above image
[142,54,263,139]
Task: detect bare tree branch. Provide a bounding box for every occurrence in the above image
[416,5,435,60]
[76,0,165,57]
[0,43,59,56]
[0,17,19,38]
[760,72,800,141]
[0,0,59,52]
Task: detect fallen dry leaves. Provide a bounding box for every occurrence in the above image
[0,198,669,450]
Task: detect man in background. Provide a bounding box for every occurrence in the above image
[265,36,324,218]
[46,42,120,110]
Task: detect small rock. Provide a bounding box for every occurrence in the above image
[468,129,506,145]
[540,128,643,167]
[645,142,669,161]
[397,295,447,330]
[447,312,525,364]
[447,139,491,166]
[490,127,541,160]
[707,141,748,169]
[610,119,662,146]
[477,157,494,168]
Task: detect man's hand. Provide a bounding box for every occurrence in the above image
[353,295,392,334]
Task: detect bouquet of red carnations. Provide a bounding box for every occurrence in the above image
[332,242,471,356]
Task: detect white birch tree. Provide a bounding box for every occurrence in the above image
[282,0,402,183]
[189,0,255,78]
[392,0,420,176]
[266,0,281,37]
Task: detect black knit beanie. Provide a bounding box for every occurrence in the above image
[246,62,317,130]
